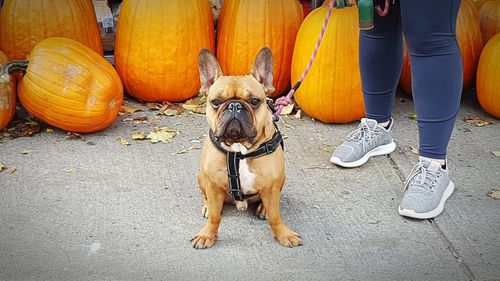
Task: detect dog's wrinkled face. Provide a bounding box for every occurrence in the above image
[198,48,275,146]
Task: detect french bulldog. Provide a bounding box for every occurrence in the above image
[191,47,302,249]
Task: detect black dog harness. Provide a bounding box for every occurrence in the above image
[209,128,284,201]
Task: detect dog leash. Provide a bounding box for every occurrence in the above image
[271,0,392,120]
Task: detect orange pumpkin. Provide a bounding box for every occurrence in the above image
[476,33,500,118]
[291,5,364,123]
[0,0,103,60]
[216,0,303,98]
[114,0,215,102]
[399,0,483,94]
[2,37,123,133]
[478,0,500,44]
[0,50,16,130]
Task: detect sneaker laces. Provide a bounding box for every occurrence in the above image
[404,162,439,192]
[345,121,380,152]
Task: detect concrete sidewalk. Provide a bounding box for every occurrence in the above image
[0,92,499,281]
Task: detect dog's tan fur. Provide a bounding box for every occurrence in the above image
[191,48,302,249]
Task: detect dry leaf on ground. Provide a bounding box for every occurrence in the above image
[410,146,419,155]
[117,136,130,146]
[294,109,302,119]
[177,145,200,154]
[120,105,142,114]
[182,94,207,114]
[132,132,147,140]
[6,167,16,174]
[65,132,85,141]
[486,189,500,200]
[146,102,162,111]
[0,162,5,172]
[491,151,500,157]
[280,103,295,115]
[146,127,179,144]
[46,128,54,133]
[464,116,493,127]
[1,119,41,139]
[64,167,74,173]
[21,149,31,155]
[458,128,471,133]
[159,102,184,116]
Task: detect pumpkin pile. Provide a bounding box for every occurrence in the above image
[0,0,498,133]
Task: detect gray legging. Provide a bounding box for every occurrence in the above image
[360,0,462,159]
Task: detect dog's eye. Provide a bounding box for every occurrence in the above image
[250,98,261,107]
[211,99,221,108]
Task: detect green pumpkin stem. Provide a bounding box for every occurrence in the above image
[0,60,29,84]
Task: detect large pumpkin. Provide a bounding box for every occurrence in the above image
[0,0,103,60]
[291,5,364,123]
[476,33,500,118]
[0,50,16,130]
[400,0,483,94]
[216,0,303,98]
[114,0,215,102]
[478,0,500,44]
[1,37,123,133]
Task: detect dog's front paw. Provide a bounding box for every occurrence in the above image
[191,232,216,249]
[274,227,302,248]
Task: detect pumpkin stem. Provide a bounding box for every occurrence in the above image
[335,0,352,8]
[0,60,29,83]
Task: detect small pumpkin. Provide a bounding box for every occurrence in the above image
[1,37,123,133]
[478,0,500,44]
[291,5,364,123]
[216,0,303,97]
[476,33,500,118]
[0,0,103,60]
[114,0,215,102]
[0,50,16,130]
[399,0,483,94]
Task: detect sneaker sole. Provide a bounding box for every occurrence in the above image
[398,180,455,219]
[329,141,396,168]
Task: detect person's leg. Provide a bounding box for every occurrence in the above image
[398,0,462,219]
[330,0,401,167]
[360,0,402,124]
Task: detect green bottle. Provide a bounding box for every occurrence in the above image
[358,0,374,30]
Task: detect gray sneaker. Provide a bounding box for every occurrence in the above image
[398,160,455,219]
[330,118,396,168]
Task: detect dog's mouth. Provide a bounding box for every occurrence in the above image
[215,102,257,144]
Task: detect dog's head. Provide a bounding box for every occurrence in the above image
[198,48,275,146]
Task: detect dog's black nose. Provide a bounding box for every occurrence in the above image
[227,101,243,112]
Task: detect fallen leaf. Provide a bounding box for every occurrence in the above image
[487,189,500,200]
[0,161,5,172]
[458,128,471,133]
[146,127,179,144]
[132,132,146,140]
[313,205,320,209]
[280,103,295,115]
[21,149,31,155]
[64,167,74,173]
[323,146,330,153]
[46,128,54,133]
[177,145,200,154]
[65,132,85,141]
[3,118,41,139]
[408,114,417,120]
[122,116,149,124]
[6,167,16,174]
[491,151,500,157]
[182,94,206,114]
[410,146,419,155]
[285,124,294,129]
[146,102,162,110]
[294,109,302,119]
[117,136,130,146]
[120,105,142,114]
[464,116,493,127]
[159,102,184,116]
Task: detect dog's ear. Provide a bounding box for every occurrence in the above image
[198,48,223,94]
[250,47,275,94]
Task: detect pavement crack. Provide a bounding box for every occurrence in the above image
[429,219,476,280]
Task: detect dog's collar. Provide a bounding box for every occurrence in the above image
[208,127,284,201]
